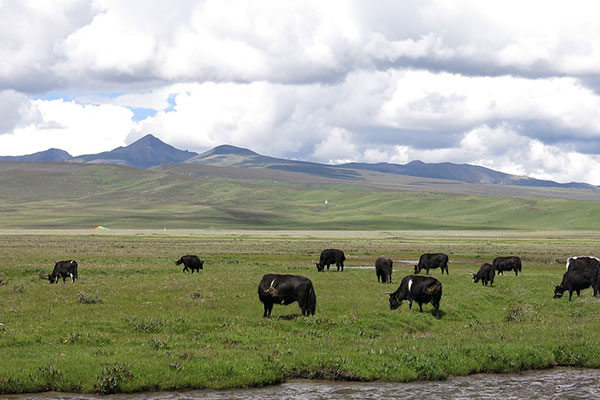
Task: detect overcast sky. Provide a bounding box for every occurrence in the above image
[2,1,600,184]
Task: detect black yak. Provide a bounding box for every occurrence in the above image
[258,274,316,317]
[492,256,522,276]
[472,263,494,286]
[49,260,78,284]
[315,249,345,272]
[387,274,442,319]
[175,255,204,273]
[375,256,393,283]
[414,253,449,275]
[554,256,600,301]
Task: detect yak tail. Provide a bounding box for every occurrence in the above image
[425,282,442,295]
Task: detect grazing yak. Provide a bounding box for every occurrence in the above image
[316,249,345,272]
[375,256,393,283]
[258,274,316,317]
[175,255,204,273]
[414,253,449,275]
[554,256,600,301]
[472,263,495,286]
[48,260,78,284]
[492,256,522,276]
[387,274,442,319]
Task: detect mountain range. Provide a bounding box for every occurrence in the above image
[1,133,597,190]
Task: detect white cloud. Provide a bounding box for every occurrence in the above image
[2,1,600,184]
[312,128,359,164]
[0,98,133,156]
[0,90,42,134]
[4,1,600,92]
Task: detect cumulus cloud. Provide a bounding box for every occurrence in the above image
[0,98,133,156]
[5,0,600,91]
[0,90,42,134]
[0,0,94,92]
[2,1,600,184]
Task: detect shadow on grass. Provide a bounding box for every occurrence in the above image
[273,314,302,320]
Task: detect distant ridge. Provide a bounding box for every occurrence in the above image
[0,148,73,162]
[1,138,597,190]
[73,134,198,168]
[186,144,362,180]
[198,144,259,157]
[340,161,597,190]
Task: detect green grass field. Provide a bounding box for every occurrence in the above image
[2,162,600,230]
[1,231,599,394]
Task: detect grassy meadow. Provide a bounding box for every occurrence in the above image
[3,161,600,230]
[1,231,600,394]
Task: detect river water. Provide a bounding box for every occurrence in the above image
[3,368,599,399]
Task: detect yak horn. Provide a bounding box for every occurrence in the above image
[264,279,277,293]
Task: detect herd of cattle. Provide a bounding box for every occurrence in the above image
[46,250,600,319]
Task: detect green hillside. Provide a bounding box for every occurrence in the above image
[1,162,599,230]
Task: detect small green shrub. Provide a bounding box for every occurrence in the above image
[78,292,103,304]
[38,365,62,391]
[11,283,24,294]
[62,332,112,345]
[126,317,167,333]
[150,338,169,350]
[94,363,133,394]
[0,376,22,394]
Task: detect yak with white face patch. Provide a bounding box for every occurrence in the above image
[387,274,442,319]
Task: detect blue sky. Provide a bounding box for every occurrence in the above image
[2,0,600,184]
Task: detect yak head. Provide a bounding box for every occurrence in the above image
[553,284,565,299]
[48,274,55,283]
[315,263,324,272]
[175,257,184,266]
[264,280,279,297]
[413,264,420,274]
[386,290,404,310]
[472,273,480,283]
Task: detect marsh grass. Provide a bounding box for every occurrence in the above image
[1,231,600,394]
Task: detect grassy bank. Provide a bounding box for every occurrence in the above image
[1,231,600,394]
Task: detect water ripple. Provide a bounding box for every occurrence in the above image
[3,368,599,400]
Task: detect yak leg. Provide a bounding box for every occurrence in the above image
[418,302,423,312]
[263,302,273,318]
[299,301,309,316]
[432,300,441,319]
